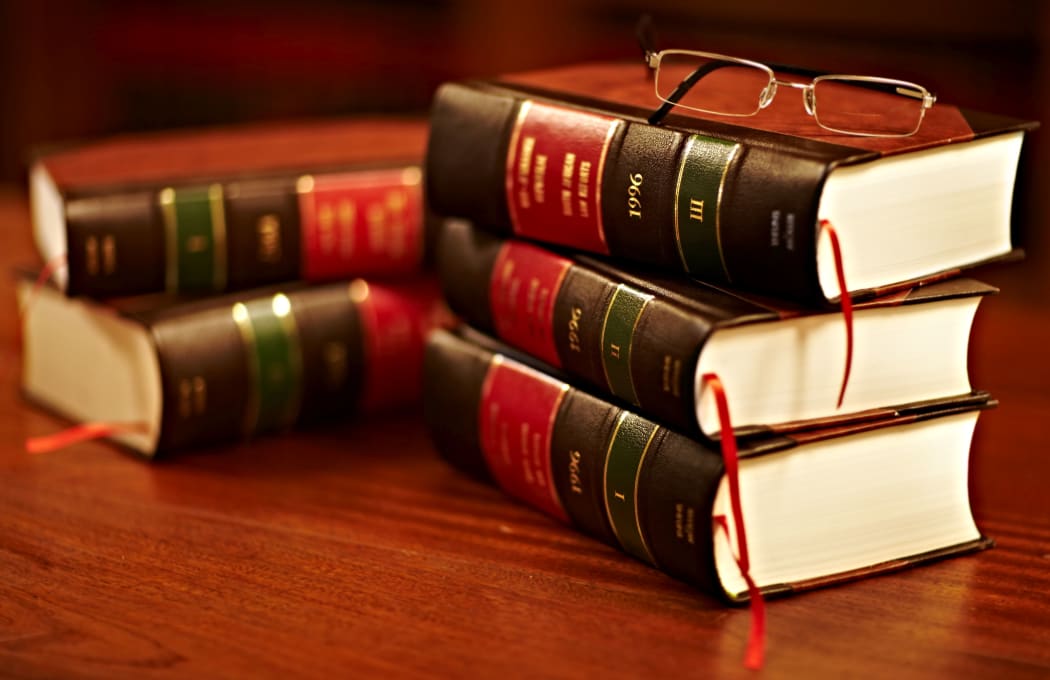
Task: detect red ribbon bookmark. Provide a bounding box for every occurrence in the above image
[819,220,853,409]
[703,372,766,671]
[18,253,67,318]
[26,421,148,455]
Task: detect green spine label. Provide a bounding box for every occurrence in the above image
[600,284,652,406]
[603,411,659,566]
[673,135,739,281]
[232,294,303,436]
[160,184,228,293]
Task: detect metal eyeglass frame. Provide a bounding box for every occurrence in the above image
[636,19,937,137]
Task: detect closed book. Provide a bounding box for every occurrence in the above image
[31,118,432,298]
[19,275,450,458]
[425,61,1036,305]
[424,328,993,601]
[437,217,995,440]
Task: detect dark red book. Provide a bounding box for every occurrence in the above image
[424,327,993,602]
[425,61,1036,305]
[19,275,451,458]
[30,118,432,298]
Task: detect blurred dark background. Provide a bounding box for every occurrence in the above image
[1,0,1046,290]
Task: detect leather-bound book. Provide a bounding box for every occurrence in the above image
[31,118,432,298]
[424,327,993,602]
[425,61,1036,305]
[19,275,450,458]
[436,218,996,440]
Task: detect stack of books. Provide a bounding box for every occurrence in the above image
[419,59,1036,666]
[14,45,1037,670]
[19,119,451,457]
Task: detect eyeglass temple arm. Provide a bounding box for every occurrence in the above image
[636,14,657,56]
[768,62,930,100]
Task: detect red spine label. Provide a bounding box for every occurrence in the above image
[479,357,569,523]
[298,167,424,280]
[354,280,449,411]
[505,101,619,255]
[489,242,571,368]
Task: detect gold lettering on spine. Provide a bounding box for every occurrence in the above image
[367,203,386,253]
[533,154,547,205]
[561,153,576,217]
[318,203,336,255]
[322,341,348,391]
[578,161,591,197]
[193,376,207,413]
[178,378,191,419]
[627,172,643,219]
[689,198,704,222]
[338,199,357,257]
[102,235,117,275]
[661,355,683,397]
[674,504,695,544]
[567,306,583,353]
[519,421,535,484]
[257,214,282,263]
[561,152,576,189]
[85,236,99,276]
[518,137,534,209]
[568,450,583,494]
[578,160,592,218]
[177,376,207,419]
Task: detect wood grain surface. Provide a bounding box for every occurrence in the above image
[1,186,1048,679]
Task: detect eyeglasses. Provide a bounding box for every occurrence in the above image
[637,19,937,137]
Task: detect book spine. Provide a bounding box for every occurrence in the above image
[63,166,425,297]
[437,219,712,435]
[148,279,445,454]
[426,83,830,303]
[424,328,725,597]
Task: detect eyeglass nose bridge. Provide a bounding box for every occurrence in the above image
[767,79,817,115]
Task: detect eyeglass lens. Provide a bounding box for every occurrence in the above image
[812,78,926,136]
[655,53,770,117]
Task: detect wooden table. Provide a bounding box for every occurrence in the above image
[1,186,1048,678]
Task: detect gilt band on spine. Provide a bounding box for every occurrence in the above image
[232,293,304,436]
[674,135,739,281]
[599,284,652,406]
[159,184,229,293]
[603,411,659,566]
